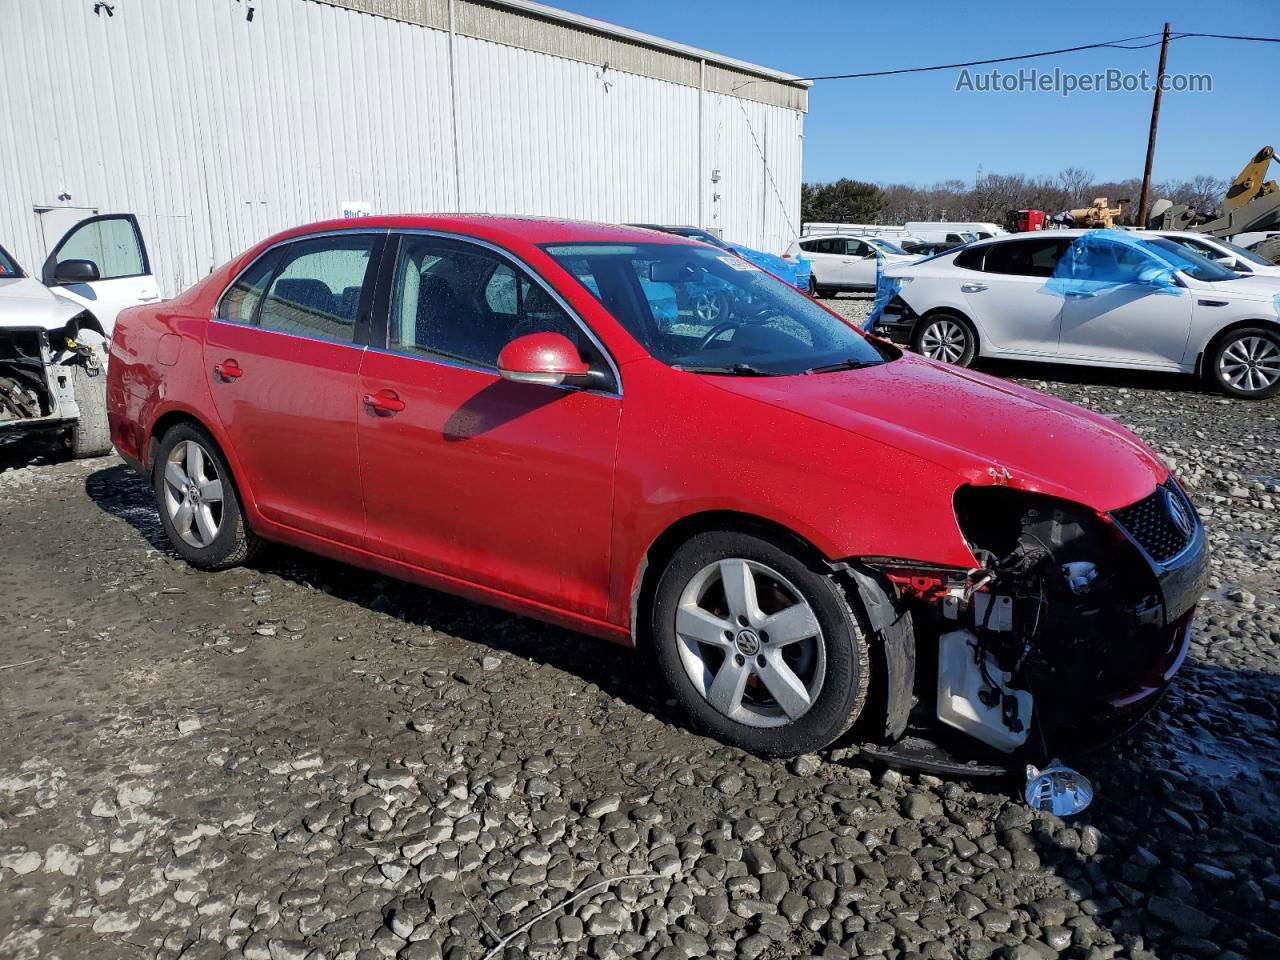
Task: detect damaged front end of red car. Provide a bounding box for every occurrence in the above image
[843,478,1208,780]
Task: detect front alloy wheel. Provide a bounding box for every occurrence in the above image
[675,558,826,727]
[652,531,870,756]
[1212,328,1280,399]
[914,314,976,366]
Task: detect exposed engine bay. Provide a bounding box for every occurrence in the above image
[0,326,103,430]
[859,483,1200,769]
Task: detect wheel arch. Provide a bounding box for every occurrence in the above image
[629,509,913,744]
[1194,317,1280,378]
[629,510,831,651]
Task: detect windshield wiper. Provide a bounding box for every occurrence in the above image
[804,358,881,375]
[672,362,782,376]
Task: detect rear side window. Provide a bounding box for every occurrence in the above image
[982,238,1070,277]
[217,250,280,326]
[807,238,845,255]
[953,246,985,270]
[258,235,377,343]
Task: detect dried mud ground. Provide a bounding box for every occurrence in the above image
[1,301,1278,960]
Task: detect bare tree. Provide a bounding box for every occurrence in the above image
[1056,167,1094,206]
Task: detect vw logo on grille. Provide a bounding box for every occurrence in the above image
[1164,487,1194,539]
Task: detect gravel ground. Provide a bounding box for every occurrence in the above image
[1,313,1278,960]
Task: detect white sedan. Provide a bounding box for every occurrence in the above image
[1153,231,1280,279]
[787,233,916,296]
[871,229,1280,399]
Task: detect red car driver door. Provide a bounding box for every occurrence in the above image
[204,231,386,546]
[355,233,621,622]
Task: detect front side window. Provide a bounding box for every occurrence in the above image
[258,235,376,343]
[1141,236,1238,282]
[53,215,146,279]
[388,236,584,369]
[544,242,887,376]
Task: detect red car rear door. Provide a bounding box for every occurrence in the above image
[355,233,621,621]
[204,231,386,546]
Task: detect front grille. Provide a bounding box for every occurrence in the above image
[1111,484,1196,564]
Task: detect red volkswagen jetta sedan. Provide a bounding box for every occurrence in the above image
[107,217,1206,763]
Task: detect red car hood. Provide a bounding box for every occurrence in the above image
[706,353,1167,513]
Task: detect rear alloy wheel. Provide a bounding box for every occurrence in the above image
[1211,328,1280,399]
[652,531,870,756]
[914,313,977,366]
[154,422,261,570]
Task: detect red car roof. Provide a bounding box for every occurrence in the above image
[269,215,695,250]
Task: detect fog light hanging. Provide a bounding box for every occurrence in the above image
[1025,759,1094,816]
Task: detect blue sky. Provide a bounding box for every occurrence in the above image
[553,0,1277,187]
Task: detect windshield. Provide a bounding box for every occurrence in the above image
[1143,236,1240,282]
[864,237,909,256]
[544,242,886,376]
[1214,238,1273,267]
[960,232,977,243]
[0,244,22,278]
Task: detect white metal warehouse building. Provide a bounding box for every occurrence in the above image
[0,0,809,297]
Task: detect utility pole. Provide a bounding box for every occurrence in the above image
[1136,22,1172,228]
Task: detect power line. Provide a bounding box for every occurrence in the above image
[789,31,1280,83]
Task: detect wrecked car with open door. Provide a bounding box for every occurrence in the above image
[0,215,158,456]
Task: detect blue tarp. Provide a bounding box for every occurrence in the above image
[1045,230,1184,298]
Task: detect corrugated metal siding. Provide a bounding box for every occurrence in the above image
[0,0,802,297]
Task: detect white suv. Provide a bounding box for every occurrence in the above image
[787,234,916,297]
[871,229,1280,399]
[1,214,159,454]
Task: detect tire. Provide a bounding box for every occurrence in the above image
[1209,326,1280,399]
[807,276,818,297]
[913,312,978,366]
[68,362,111,458]
[651,530,870,756]
[153,422,262,570]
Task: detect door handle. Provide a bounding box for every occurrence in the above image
[138,293,160,302]
[1064,290,1097,298]
[960,282,988,293]
[363,389,406,416]
[213,359,243,381]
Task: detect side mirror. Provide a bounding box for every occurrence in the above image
[52,259,101,285]
[497,333,589,386]
[1137,266,1176,287]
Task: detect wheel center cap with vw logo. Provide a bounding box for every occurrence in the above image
[735,629,761,657]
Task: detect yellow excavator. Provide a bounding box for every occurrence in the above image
[1150,146,1280,262]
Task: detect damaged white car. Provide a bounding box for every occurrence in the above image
[0,215,159,456]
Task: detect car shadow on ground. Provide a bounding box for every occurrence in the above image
[1028,658,1280,956]
[83,462,685,729]
[975,357,1219,396]
[0,432,70,475]
[83,463,1280,954]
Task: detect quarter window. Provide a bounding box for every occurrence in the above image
[388,236,584,369]
[258,235,376,343]
[217,250,280,326]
